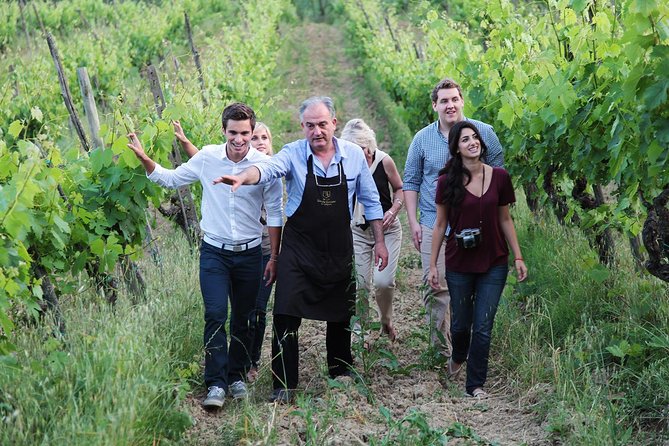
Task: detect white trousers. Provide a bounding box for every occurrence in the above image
[352,219,402,327]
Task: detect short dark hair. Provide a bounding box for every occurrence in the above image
[431,78,463,103]
[221,102,256,130]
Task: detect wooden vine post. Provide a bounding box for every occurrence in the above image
[356,0,373,29]
[184,12,207,107]
[383,13,401,52]
[76,67,104,149]
[18,0,32,51]
[76,67,152,296]
[145,64,201,246]
[31,1,47,36]
[46,33,91,154]
[642,188,669,283]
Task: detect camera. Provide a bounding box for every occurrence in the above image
[455,228,482,249]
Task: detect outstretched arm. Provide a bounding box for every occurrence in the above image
[173,120,199,158]
[127,133,156,174]
[213,166,261,191]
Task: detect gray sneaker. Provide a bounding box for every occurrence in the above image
[229,380,248,399]
[203,386,225,408]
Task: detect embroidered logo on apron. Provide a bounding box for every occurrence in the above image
[317,189,336,206]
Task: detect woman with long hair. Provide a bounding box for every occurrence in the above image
[427,121,527,398]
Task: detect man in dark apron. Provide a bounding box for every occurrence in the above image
[215,96,389,403]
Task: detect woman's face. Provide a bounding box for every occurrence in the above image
[457,127,481,160]
[251,127,272,155]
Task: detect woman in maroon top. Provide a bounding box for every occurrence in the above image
[428,121,527,398]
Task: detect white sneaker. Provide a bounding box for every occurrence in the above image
[202,386,225,408]
[229,380,248,399]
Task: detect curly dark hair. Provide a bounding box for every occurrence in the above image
[437,121,488,208]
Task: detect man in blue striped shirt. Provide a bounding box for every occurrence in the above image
[403,78,504,358]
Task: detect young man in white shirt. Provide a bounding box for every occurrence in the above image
[127,103,283,408]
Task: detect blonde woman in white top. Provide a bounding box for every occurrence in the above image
[341,119,404,343]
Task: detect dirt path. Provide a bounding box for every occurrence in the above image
[183,23,551,445]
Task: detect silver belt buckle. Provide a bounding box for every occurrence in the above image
[232,244,244,252]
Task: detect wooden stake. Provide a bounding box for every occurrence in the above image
[184,12,208,107]
[77,67,104,149]
[18,0,32,51]
[31,1,47,36]
[383,13,401,52]
[145,64,201,244]
[356,0,373,29]
[46,32,91,153]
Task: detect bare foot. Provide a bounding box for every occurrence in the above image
[381,323,397,342]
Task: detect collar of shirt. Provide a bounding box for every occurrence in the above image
[433,116,473,144]
[220,143,262,163]
[302,137,348,176]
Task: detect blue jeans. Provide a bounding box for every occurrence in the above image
[446,264,508,394]
[249,254,274,367]
[200,241,262,390]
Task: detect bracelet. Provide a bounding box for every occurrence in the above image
[269,256,278,262]
[514,258,524,262]
[394,199,403,207]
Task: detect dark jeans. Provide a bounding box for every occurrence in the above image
[200,241,262,390]
[271,314,352,390]
[249,254,274,367]
[446,264,508,394]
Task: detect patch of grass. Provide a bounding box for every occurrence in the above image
[494,195,669,444]
[0,233,200,446]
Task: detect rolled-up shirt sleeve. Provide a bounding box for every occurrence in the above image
[147,155,201,188]
[402,136,423,192]
[256,147,292,184]
[356,157,383,220]
[263,178,284,227]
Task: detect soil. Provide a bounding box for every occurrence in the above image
[181,23,552,445]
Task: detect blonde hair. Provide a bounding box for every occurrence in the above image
[253,121,273,155]
[340,119,377,153]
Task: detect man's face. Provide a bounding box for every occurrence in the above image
[301,103,337,151]
[223,119,253,161]
[432,88,464,126]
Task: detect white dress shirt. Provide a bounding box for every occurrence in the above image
[148,144,283,246]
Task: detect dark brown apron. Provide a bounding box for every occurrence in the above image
[274,155,355,322]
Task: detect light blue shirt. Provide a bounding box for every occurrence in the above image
[403,118,504,229]
[256,137,383,220]
[148,144,283,246]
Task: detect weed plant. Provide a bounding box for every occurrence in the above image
[0,233,201,445]
[494,199,669,444]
